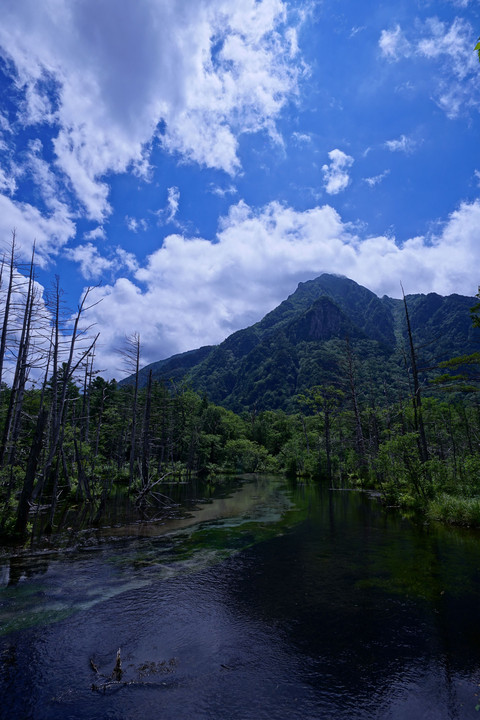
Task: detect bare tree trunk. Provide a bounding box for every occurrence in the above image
[15,407,48,537]
[81,351,95,444]
[402,287,429,463]
[345,336,366,466]
[0,233,16,399]
[1,245,36,466]
[141,369,152,488]
[120,332,140,490]
[324,398,332,482]
[74,430,91,501]
[39,287,99,493]
[94,385,106,459]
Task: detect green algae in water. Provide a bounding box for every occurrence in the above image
[0,477,302,636]
[1,607,74,635]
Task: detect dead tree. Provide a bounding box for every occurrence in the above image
[0,244,36,466]
[119,332,141,490]
[141,369,153,488]
[345,336,367,467]
[36,287,99,498]
[0,233,16,400]
[402,285,429,464]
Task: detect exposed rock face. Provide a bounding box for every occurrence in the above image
[286,297,361,343]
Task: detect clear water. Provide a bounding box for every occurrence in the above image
[1,476,480,719]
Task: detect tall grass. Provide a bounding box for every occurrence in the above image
[427,493,480,527]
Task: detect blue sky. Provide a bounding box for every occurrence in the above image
[0,0,479,377]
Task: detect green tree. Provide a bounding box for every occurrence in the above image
[295,385,344,481]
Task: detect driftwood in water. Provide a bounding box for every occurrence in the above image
[112,648,122,681]
[90,649,177,693]
[134,472,174,508]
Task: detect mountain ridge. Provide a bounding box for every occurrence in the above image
[123,274,478,411]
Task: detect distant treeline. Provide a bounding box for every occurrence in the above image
[1,236,480,541]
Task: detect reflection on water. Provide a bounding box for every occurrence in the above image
[1,476,480,719]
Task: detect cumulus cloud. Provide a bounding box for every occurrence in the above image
[322,149,354,195]
[64,243,139,281]
[0,0,300,223]
[64,243,114,281]
[84,226,105,242]
[82,198,480,377]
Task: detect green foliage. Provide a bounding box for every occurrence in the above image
[223,438,274,473]
[427,494,480,527]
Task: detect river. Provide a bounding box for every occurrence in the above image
[1,475,480,719]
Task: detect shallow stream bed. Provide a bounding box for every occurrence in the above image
[1,476,480,719]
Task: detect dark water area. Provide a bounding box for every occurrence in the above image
[1,476,480,719]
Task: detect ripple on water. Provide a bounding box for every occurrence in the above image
[2,480,480,719]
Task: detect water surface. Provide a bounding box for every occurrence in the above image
[1,476,480,719]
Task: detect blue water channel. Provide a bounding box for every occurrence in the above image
[1,476,480,719]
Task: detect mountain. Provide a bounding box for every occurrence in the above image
[124,274,479,411]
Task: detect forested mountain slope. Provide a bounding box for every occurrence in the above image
[127,274,478,411]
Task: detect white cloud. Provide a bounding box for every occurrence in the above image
[0,111,12,135]
[417,18,476,76]
[208,183,238,198]
[384,134,417,153]
[115,247,139,275]
[0,0,300,222]
[0,166,16,195]
[364,170,390,187]
[127,216,148,233]
[64,242,139,281]
[350,26,366,38]
[322,149,354,195]
[379,17,480,118]
[166,187,180,224]
[292,131,312,144]
[0,193,74,265]
[417,17,479,118]
[26,139,68,213]
[84,226,105,241]
[379,25,411,60]
[155,186,182,226]
[0,136,75,263]
[83,197,480,377]
[445,0,471,8]
[64,243,114,281]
